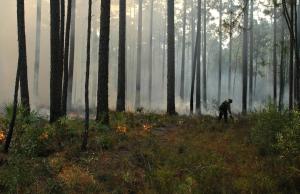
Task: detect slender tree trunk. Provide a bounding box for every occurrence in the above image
[217,0,222,105]
[18,0,30,113]
[148,0,154,107]
[228,2,233,97]
[295,4,300,109]
[242,0,249,114]
[67,0,76,111]
[196,0,201,114]
[203,0,207,109]
[190,15,200,114]
[59,0,65,110]
[167,0,176,115]
[273,5,278,105]
[62,0,72,115]
[50,0,61,123]
[249,0,254,108]
[135,0,143,109]
[33,0,42,97]
[289,4,294,110]
[117,0,126,112]
[82,0,92,151]
[180,0,187,100]
[162,12,167,90]
[279,9,285,111]
[96,0,111,125]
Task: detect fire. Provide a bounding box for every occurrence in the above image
[39,132,49,141]
[0,131,5,142]
[117,125,128,134]
[143,124,152,133]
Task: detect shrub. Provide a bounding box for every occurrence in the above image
[251,105,300,161]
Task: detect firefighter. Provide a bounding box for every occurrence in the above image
[219,99,233,122]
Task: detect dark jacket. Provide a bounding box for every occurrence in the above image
[219,100,232,114]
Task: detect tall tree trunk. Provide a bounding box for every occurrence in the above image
[117,0,126,112]
[167,0,176,115]
[242,0,249,114]
[273,4,278,105]
[148,0,154,107]
[33,0,42,97]
[162,11,167,90]
[249,0,254,108]
[190,13,200,114]
[279,9,285,111]
[67,0,76,111]
[82,0,92,151]
[294,2,300,110]
[96,0,111,125]
[217,0,222,105]
[196,0,201,114]
[203,0,207,109]
[50,0,62,123]
[228,0,233,96]
[135,0,143,109]
[62,0,72,115]
[18,0,30,113]
[180,0,187,100]
[59,0,65,110]
[289,4,294,110]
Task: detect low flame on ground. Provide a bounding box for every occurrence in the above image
[117,125,128,134]
[143,124,152,133]
[0,131,5,142]
[39,132,49,140]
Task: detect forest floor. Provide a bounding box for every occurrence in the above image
[0,112,299,193]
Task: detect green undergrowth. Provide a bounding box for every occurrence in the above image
[0,107,299,193]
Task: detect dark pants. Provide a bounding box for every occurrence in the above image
[219,109,228,122]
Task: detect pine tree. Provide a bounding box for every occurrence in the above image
[96,0,111,125]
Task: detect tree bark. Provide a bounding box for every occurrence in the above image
[196,0,201,114]
[62,0,72,116]
[249,0,254,108]
[50,0,62,122]
[33,0,42,97]
[148,0,154,107]
[96,0,111,125]
[242,0,249,114]
[167,0,176,115]
[67,0,76,111]
[218,0,223,105]
[203,0,207,109]
[82,0,92,151]
[135,0,143,109]
[117,0,126,112]
[180,0,187,100]
[18,0,30,113]
[279,8,285,111]
[273,5,278,105]
[190,14,200,114]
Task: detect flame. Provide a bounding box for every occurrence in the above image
[39,132,49,141]
[117,125,128,134]
[143,124,152,133]
[0,131,5,142]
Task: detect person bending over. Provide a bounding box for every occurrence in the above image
[219,99,233,122]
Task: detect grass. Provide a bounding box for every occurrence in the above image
[0,111,299,193]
